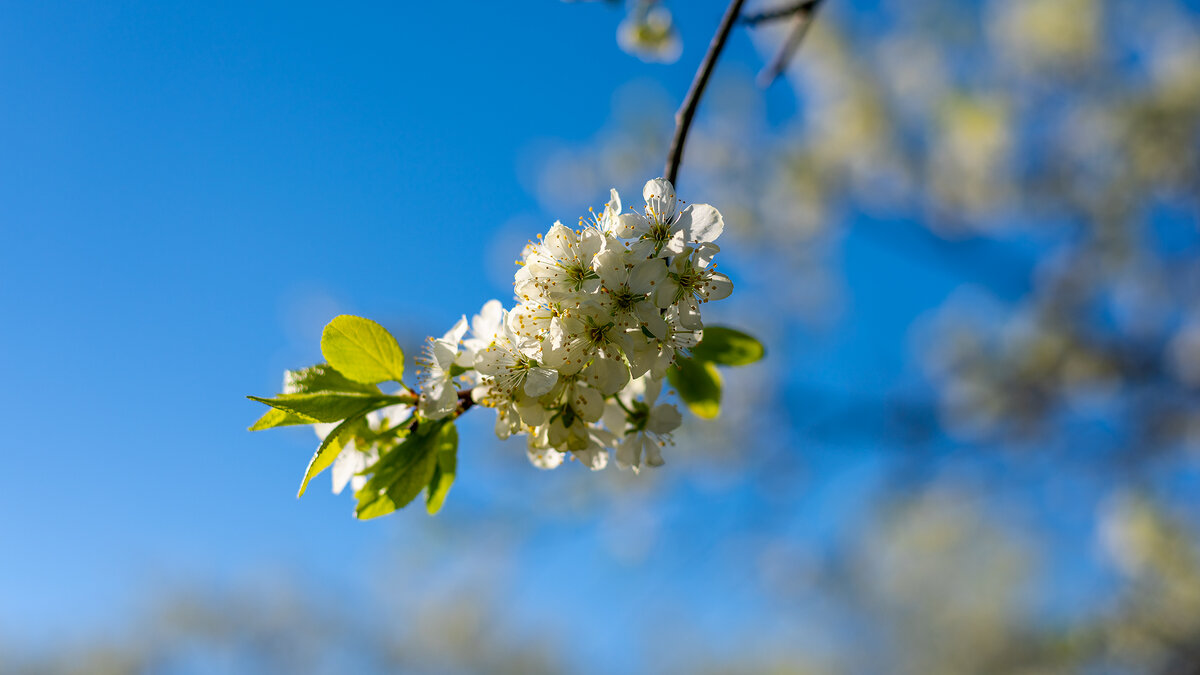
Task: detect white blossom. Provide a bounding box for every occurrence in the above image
[414,177,731,471]
[418,316,468,420]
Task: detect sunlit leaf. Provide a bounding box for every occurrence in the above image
[354,419,447,520]
[247,392,399,423]
[425,423,458,515]
[667,357,721,419]
[297,413,368,498]
[248,407,315,431]
[320,315,407,385]
[690,326,765,366]
[284,363,382,395]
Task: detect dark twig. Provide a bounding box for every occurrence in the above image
[456,388,475,415]
[663,0,748,186]
[740,0,819,26]
[755,0,824,87]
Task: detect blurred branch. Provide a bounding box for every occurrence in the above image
[664,0,748,185]
[741,0,819,26]
[755,0,824,87]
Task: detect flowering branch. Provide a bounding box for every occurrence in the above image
[754,0,824,87]
[663,0,748,186]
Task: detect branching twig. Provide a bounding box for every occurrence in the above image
[740,0,819,26]
[663,0,748,186]
[755,0,824,87]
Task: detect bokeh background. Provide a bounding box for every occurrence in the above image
[4,0,1200,672]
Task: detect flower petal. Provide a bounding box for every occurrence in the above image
[523,367,559,397]
[648,403,682,434]
[571,384,606,422]
[615,212,649,239]
[616,434,642,472]
[593,247,628,291]
[701,271,733,302]
[675,203,723,245]
[643,177,677,224]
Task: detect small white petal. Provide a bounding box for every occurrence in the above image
[574,444,609,470]
[675,203,723,245]
[702,272,734,302]
[593,248,628,290]
[642,177,677,223]
[643,436,665,467]
[629,258,668,292]
[615,212,649,239]
[635,301,669,339]
[527,443,564,470]
[548,219,576,249]
[616,434,642,472]
[571,384,605,422]
[523,367,559,397]
[647,403,682,434]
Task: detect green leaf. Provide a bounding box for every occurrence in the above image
[248,406,315,431]
[284,363,382,395]
[425,423,458,515]
[354,420,446,520]
[667,357,722,419]
[321,315,407,384]
[247,391,398,423]
[297,413,368,498]
[690,326,766,366]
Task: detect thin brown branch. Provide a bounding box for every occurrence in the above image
[741,0,819,26]
[756,0,824,87]
[663,0,748,186]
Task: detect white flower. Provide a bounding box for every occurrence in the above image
[542,304,625,375]
[509,298,555,343]
[626,305,702,380]
[418,316,468,420]
[617,178,725,260]
[580,188,628,238]
[459,299,506,368]
[653,243,733,328]
[473,383,548,440]
[605,377,681,472]
[526,441,565,470]
[593,244,670,339]
[526,221,604,300]
[617,4,683,64]
[474,311,559,398]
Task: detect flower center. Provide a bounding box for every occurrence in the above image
[611,286,638,310]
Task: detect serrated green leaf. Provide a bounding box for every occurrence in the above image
[248,406,316,431]
[297,413,368,498]
[284,363,382,395]
[247,392,401,423]
[425,423,458,515]
[667,357,722,419]
[321,315,406,385]
[690,326,766,366]
[354,420,446,520]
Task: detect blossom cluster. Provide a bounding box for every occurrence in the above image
[413,177,732,472]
